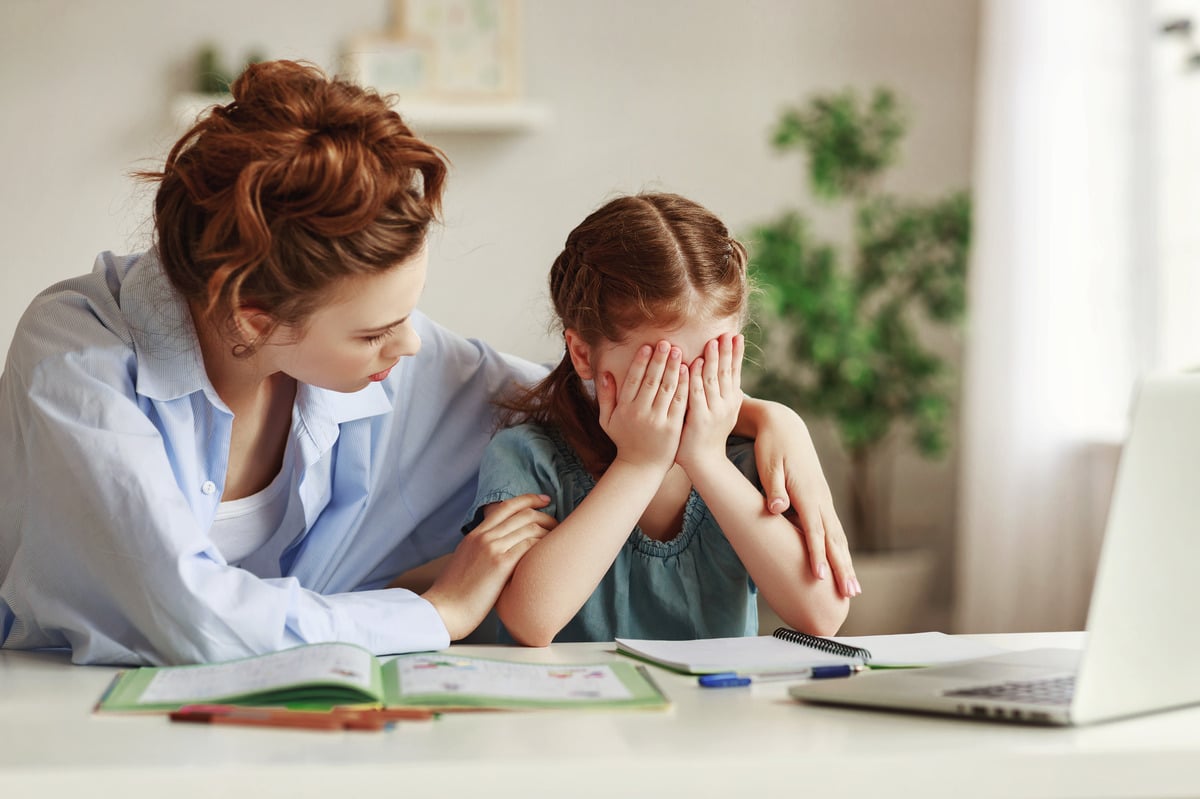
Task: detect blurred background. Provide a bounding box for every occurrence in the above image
[2,0,1196,635]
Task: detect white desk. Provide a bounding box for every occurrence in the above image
[3,633,1199,798]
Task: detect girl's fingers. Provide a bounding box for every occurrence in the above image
[620,345,653,406]
[689,357,708,410]
[637,340,672,406]
[652,347,683,413]
[669,363,689,421]
[702,339,720,400]
[717,333,735,395]
[596,371,617,426]
[731,334,744,390]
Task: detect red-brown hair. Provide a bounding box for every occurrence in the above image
[140,59,447,354]
[502,192,749,473]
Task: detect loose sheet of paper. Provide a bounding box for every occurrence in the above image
[829,632,1009,667]
[137,643,376,704]
[615,631,1013,673]
[615,635,859,673]
[391,655,634,700]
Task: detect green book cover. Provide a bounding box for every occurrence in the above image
[96,642,669,713]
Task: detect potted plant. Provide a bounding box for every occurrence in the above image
[745,87,971,632]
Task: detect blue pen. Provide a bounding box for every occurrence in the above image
[698,664,862,688]
[698,673,752,688]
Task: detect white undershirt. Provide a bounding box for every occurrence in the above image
[210,461,292,566]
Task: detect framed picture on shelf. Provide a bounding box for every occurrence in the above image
[341,38,433,98]
[342,0,521,102]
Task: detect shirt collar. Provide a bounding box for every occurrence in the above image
[120,251,221,406]
[294,381,394,452]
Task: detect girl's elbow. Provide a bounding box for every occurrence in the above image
[809,611,848,638]
[516,632,556,648]
[495,606,558,648]
[503,621,556,648]
[810,596,851,636]
[776,597,850,638]
[824,600,852,636]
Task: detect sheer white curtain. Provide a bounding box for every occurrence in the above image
[955,0,1152,632]
[1157,2,1200,371]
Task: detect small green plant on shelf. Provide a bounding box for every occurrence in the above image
[745,87,971,553]
[193,45,266,95]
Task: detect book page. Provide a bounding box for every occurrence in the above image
[136,643,376,705]
[390,654,634,701]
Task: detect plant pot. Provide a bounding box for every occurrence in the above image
[757,547,940,636]
[839,547,939,635]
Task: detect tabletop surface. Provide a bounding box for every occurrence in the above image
[4,631,1200,798]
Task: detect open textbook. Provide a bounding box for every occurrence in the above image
[616,629,1009,675]
[96,642,670,713]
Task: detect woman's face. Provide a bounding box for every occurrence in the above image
[270,248,428,393]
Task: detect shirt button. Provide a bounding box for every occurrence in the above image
[201,481,217,496]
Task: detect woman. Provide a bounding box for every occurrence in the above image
[0,60,855,666]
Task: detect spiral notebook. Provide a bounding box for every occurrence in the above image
[615,628,1006,676]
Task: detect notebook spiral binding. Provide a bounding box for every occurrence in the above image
[772,627,872,661]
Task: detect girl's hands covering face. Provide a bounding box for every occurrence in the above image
[595,340,688,474]
[676,333,744,471]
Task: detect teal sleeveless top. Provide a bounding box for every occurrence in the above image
[465,423,759,643]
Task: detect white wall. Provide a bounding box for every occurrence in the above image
[0,0,978,594]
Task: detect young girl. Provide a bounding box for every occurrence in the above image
[467,193,853,646]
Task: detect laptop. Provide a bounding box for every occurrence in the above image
[789,373,1200,725]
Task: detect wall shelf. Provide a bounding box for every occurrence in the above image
[171,93,550,134]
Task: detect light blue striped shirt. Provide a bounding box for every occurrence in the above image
[0,251,544,665]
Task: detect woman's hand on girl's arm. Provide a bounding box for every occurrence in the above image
[421,493,555,640]
[735,398,861,599]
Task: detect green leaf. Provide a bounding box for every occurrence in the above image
[770,87,908,200]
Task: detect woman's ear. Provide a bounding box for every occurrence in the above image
[232,305,274,348]
[563,328,595,380]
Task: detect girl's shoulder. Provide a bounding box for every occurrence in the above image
[490,421,560,452]
[486,423,590,480]
[488,421,562,460]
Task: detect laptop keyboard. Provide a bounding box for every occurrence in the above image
[944,675,1075,706]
